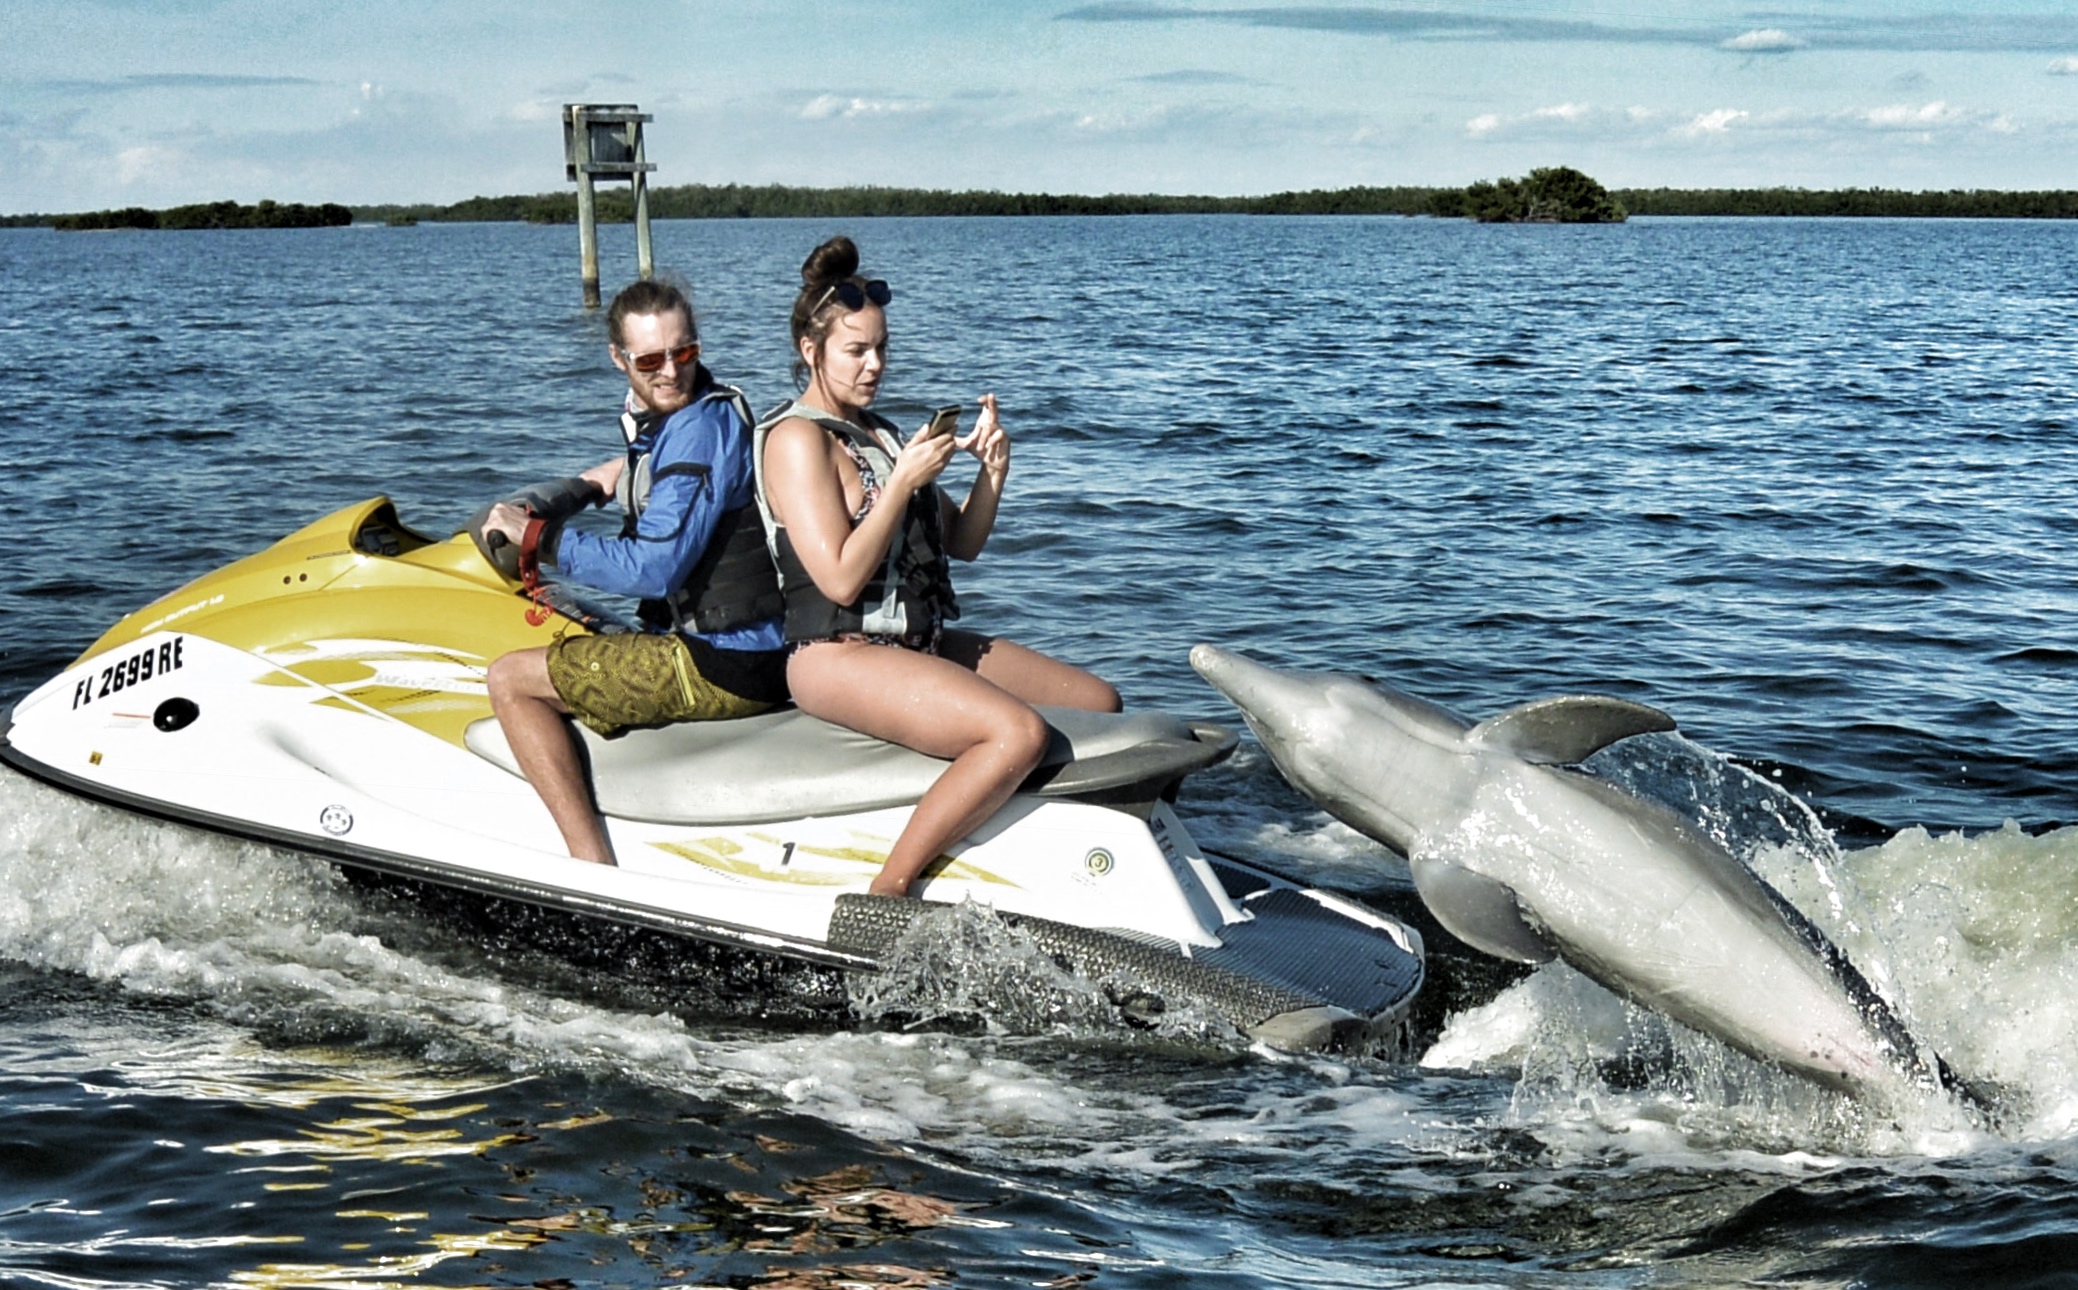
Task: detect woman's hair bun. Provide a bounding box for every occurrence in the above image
[801,235,860,287]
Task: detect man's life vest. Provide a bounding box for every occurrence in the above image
[617,380,784,636]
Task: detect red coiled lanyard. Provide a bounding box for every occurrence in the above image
[518,516,555,627]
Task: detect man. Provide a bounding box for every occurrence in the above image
[479,278,785,864]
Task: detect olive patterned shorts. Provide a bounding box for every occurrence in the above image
[545,632,773,737]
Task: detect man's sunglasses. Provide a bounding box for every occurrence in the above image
[813,278,892,313]
[619,342,698,374]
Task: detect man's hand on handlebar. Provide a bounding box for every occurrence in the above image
[481,501,531,548]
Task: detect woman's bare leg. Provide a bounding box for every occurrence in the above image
[939,630,1121,712]
[789,640,1051,896]
[487,649,615,865]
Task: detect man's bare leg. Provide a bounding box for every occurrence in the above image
[486,648,615,865]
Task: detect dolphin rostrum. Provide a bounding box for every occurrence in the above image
[1190,644,1947,1098]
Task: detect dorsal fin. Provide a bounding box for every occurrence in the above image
[1467,695,1675,765]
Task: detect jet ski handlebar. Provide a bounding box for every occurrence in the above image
[463,475,606,582]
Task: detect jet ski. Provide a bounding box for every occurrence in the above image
[0,496,1424,1049]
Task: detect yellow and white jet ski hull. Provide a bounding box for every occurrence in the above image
[2,498,1424,1048]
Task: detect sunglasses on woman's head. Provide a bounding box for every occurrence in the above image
[620,342,698,374]
[814,278,892,313]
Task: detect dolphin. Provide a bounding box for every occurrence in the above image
[1189,644,1945,1098]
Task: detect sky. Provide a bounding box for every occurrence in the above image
[4,0,2078,214]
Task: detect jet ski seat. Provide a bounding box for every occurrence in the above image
[463,706,1238,825]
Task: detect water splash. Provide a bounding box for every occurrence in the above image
[845,898,1245,1047]
[1418,734,2078,1153]
[0,772,758,1093]
[1827,821,2078,1138]
[0,772,1267,1162]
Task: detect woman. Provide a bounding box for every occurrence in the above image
[756,236,1120,898]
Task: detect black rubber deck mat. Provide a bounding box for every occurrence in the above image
[1198,866,1425,1022]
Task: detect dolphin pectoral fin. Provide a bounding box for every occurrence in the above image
[1467,695,1677,765]
[1411,857,1558,964]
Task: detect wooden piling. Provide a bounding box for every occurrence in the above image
[563,104,656,308]
[576,142,602,309]
[633,127,653,282]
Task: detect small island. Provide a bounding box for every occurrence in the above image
[1438,166,1628,223]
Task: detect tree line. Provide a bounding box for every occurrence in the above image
[40,199,352,231]
[9,182,2078,229]
[347,180,2078,224]
[1617,187,2078,218]
[347,183,1456,225]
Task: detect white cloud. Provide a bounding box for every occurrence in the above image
[114,144,199,186]
[800,94,930,122]
[2050,56,2078,75]
[1071,103,1188,134]
[1439,92,2020,161]
[348,81,385,120]
[1660,101,2003,142]
[1463,103,1593,137]
[504,99,563,123]
[1681,108,1748,136]
[1862,101,1962,129]
[1722,29,1803,54]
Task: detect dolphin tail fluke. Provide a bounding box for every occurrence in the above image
[1936,1058,2015,1124]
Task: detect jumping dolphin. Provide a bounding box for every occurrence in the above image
[1189,644,1944,1098]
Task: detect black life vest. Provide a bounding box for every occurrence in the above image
[617,377,784,636]
[751,399,958,642]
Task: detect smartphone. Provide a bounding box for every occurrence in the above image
[918,404,962,440]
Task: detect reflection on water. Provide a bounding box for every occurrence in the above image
[0,1033,546,1288]
[0,1003,1166,1289]
[234,1229,546,1290]
[209,1096,520,1165]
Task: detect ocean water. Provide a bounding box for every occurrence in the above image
[3,214,2078,1288]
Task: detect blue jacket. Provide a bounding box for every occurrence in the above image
[556,375,784,652]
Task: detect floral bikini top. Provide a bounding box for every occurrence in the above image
[835,435,883,524]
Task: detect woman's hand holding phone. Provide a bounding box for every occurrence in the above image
[892,404,960,493]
